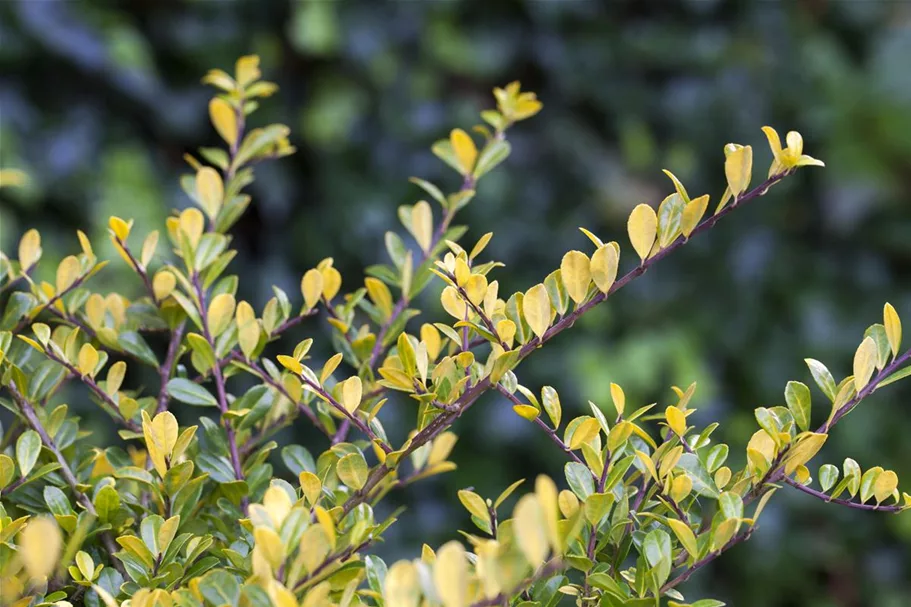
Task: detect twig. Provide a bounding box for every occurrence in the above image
[782,476,904,513]
[191,273,247,512]
[7,383,126,576]
[11,270,96,334]
[38,348,141,432]
[334,173,796,523]
[156,322,185,414]
[660,528,754,593]
[226,352,329,437]
[494,384,592,473]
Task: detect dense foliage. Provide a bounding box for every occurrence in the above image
[1,56,908,607]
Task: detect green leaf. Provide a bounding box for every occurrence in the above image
[94,485,121,523]
[674,453,720,499]
[804,358,837,402]
[784,381,811,432]
[16,430,41,477]
[44,486,72,516]
[541,386,561,429]
[819,464,839,493]
[565,461,594,500]
[167,378,218,407]
[717,491,743,520]
[118,331,159,367]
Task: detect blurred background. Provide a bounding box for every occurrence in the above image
[2,1,910,605]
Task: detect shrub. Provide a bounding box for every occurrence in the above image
[0,56,907,607]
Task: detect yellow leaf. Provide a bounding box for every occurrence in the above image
[384,561,420,607]
[536,475,561,552]
[590,244,618,293]
[724,144,753,198]
[457,489,490,524]
[411,201,433,252]
[470,232,493,261]
[56,255,81,294]
[140,231,159,268]
[514,494,548,567]
[513,404,540,420]
[207,293,236,337]
[299,471,322,505]
[714,467,731,489]
[337,453,369,490]
[20,517,62,580]
[433,541,467,607]
[666,518,698,560]
[783,432,828,475]
[560,250,591,304]
[873,470,898,504]
[610,382,625,417]
[627,203,657,262]
[365,277,394,318]
[108,216,131,241]
[320,353,343,384]
[450,128,478,175]
[142,411,178,478]
[152,270,176,301]
[253,527,284,572]
[209,97,237,147]
[569,417,600,450]
[853,336,877,392]
[665,406,686,437]
[196,167,224,219]
[77,343,99,377]
[341,376,362,414]
[277,355,303,375]
[523,283,551,339]
[301,269,324,311]
[235,55,261,87]
[235,301,260,359]
[158,515,180,555]
[884,303,902,359]
[497,319,517,347]
[178,208,205,249]
[106,361,126,396]
[18,229,42,270]
[463,274,488,307]
[0,168,29,188]
[321,266,342,301]
[635,449,658,481]
[558,490,579,518]
[440,286,468,320]
[671,474,693,502]
[681,194,709,238]
[422,324,442,361]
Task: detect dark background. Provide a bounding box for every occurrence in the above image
[1,1,910,605]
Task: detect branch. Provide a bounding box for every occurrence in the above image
[226,352,330,438]
[336,173,792,519]
[11,269,96,334]
[660,528,754,593]
[747,345,911,504]
[6,383,126,575]
[191,273,247,511]
[494,384,591,473]
[782,476,905,513]
[113,236,157,305]
[38,348,141,433]
[367,192,462,369]
[156,321,185,414]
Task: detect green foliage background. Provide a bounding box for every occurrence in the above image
[2,1,910,604]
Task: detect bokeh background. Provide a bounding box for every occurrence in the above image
[2,1,911,605]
